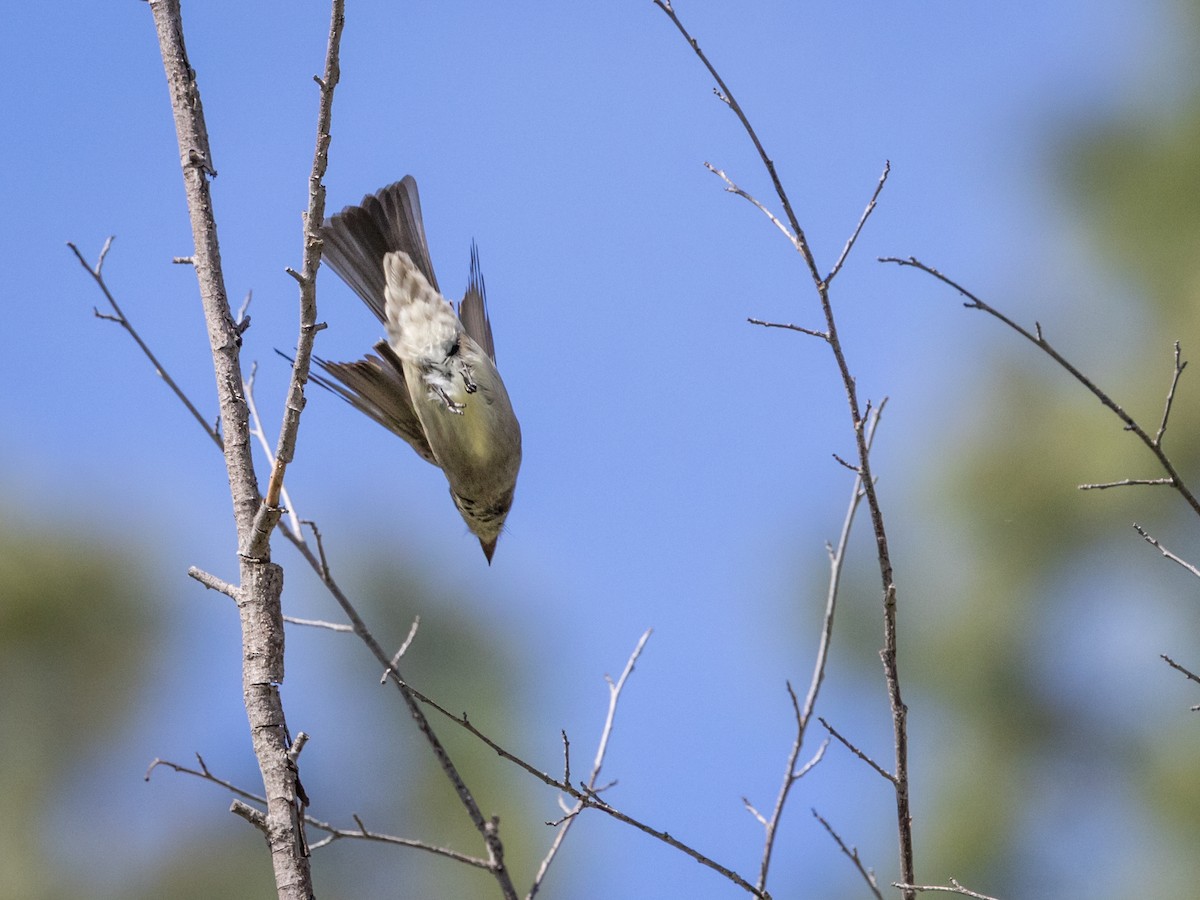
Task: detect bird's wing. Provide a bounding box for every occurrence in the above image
[310,341,436,465]
[458,242,497,363]
[321,176,440,323]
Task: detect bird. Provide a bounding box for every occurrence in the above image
[312,177,521,563]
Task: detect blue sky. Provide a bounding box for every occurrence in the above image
[2,1,1184,897]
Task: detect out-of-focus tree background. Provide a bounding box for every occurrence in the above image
[4,1,1200,897]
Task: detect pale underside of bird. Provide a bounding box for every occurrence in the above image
[312,177,521,562]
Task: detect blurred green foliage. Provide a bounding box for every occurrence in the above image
[899,2,1200,895]
[0,505,546,899]
[0,514,158,899]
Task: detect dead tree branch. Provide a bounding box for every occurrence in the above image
[653,3,913,893]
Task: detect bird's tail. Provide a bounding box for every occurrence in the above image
[320,176,440,323]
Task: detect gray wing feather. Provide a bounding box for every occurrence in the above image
[311,341,437,465]
[321,176,440,323]
[458,242,497,363]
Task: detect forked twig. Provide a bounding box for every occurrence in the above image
[827,161,890,286]
[654,3,912,893]
[652,0,819,284]
[69,237,222,449]
[881,256,1200,520]
[1155,341,1186,446]
[399,675,768,897]
[146,755,491,867]
[243,0,343,556]
[528,629,653,898]
[812,809,884,900]
[753,401,887,889]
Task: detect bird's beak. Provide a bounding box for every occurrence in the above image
[480,536,497,565]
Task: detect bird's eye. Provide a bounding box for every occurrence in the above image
[447,339,460,357]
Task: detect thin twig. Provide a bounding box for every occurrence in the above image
[803,400,885,728]
[276,528,518,897]
[399,675,766,897]
[1154,341,1185,446]
[747,317,827,339]
[826,161,890,286]
[247,0,344,553]
[301,519,332,579]
[529,630,653,898]
[819,717,896,785]
[1161,655,1200,709]
[881,256,1200,520]
[381,617,422,683]
[1161,654,1200,686]
[1078,478,1173,491]
[284,616,353,633]
[705,163,796,245]
[1132,523,1200,579]
[893,879,1000,900]
[245,362,303,536]
[146,755,492,867]
[70,238,222,449]
[187,566,239,599]
[754,402,886,889]
[812,809,884,900]
[652,0,820,285]
[655,4,911,891]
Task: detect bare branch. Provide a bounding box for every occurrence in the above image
[187,566,239,599]
[287,732,310,765]
[143,1,348,893]
[894,879,1000,900]
[245,362,303,536]
[655,4,910,889]
[705,163,796,246]
[754,402,885,888]
[1155,341,1186,446]
[819,717,896,785]
[147,755,494,867]
[802,400,885,729]
[1161,653,1200,687]
[1161,655,1200,709]
[1132,523,1200,579]
[747,317,828,339]
[300,519,332,579]
[381,616,422,683]
[397,670,765,897]
[276,527,519,898]
[1078,478,1173,491]
[69,238,222,449]
[826,161,890,286]
[232,799,268,831]
[248,0,345,553]
[882,256,1200,520]
[149,0,260,533]
[529,630,653,898]
[812,809,884,900]
[284,615,353,633]
[831,452,860,474]
[235,288,254,328]
[652,0,821,285]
